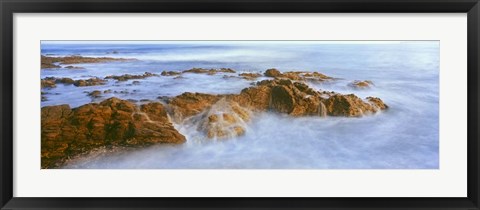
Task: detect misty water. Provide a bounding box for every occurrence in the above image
[41,41,439,169]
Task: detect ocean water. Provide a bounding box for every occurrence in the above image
[41,41,439,169]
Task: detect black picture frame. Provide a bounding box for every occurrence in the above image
[1,0,479,209]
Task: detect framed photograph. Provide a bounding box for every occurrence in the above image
[1,0,479,209]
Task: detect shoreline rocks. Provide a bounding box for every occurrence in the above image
[264,68,334,82]
[161,71,182,76]
[239,72,262,80]
[183,68,236,75]
[105,72,158,81]
[168,79,388,121]
[41,68,389,168]
[41,55,134,69]
[41,97,186,168]
[41,77,107,88]
[74,77,107,87]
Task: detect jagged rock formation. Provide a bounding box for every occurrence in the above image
[41,68,389,168]
[41,97,186,168]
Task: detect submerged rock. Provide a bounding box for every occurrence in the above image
[349,80,374,88]
[190,99,251,139]
[239,72,262,80]
[41,97,186,168]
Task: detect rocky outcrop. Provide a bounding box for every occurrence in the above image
[264,68,282,77]
[168,92,222,121]
[324,94,380,117]
[55,77,75,85]
[188,99,251,139]
[169,79,387,121]
[41,77,106,88]
[87,90,102,98]
[104,72,158,81]
[41,97,186,168]
[161,71,182,76]
[41,55,133,68]
[349,80,374,88]
[164,78,387,141]
[263,69,334,82]
[41,63,61,69]
[74,77,107,87]
[239,73,262,80]
[41,78,57,88]
[183,68,236,75]
[229,79,327,116]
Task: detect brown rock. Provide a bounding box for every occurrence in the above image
[41,63,61,69]
[55,77,75,85]
[41,97,186,168]
[41,55,133,66]
[349,80,374,88]
[183,68,236,75]
[161,71,182,76]
[41,78,57,88]
[64,66,86,70]
[193,99,251,139]
[264,68,282,77]
[168,92,222,121]
[105,72,158,81]
[263,69,334,82]
[324,94,384,117]
[366,97,388,110]
[87,90,102,98]
[74,77,107,87]
[239,72,262,80]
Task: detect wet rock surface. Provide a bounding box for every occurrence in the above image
[239,72,262,80]
[74,77,108,87]
[64,66,86,70]
[169,78,388,120]
[183,68,236,74]
[41,68,389,168]
[105,72,158,81]
[161,71,182,76]
[349,80,374,89]
[264,69,334,82]
[41,77,107,88]
[41,97,186,168]
[188,99,251,139]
